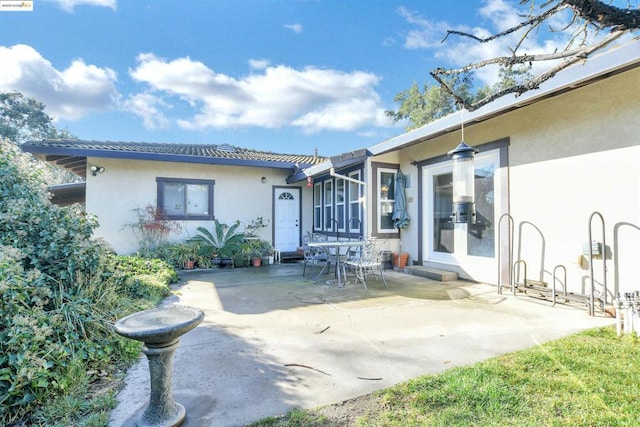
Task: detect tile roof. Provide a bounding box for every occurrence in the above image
[22,139,326,178]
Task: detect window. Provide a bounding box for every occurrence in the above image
[348,170,361,233]
[313,182,322,230]
[336,178,345,231]
[311,168,363,237]
[378,168,396,232]
[157,177,214,220]
[279,192,294,200]
[324,180,333,230]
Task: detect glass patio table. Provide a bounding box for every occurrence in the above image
[307,240,365,287]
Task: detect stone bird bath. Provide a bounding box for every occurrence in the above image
[114,305,204,427]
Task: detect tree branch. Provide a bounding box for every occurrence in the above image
[563,0,640,30]
[431,29,625,111]
[441,2,566,44]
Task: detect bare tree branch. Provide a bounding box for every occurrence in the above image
[431,29,625,111]
[441,2,566,44]
[430,0,639,111]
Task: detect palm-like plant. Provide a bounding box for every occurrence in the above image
[194,219,244,259]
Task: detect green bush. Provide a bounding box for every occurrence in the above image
[0,140,104,287]
[108,255,177,298]
[0,140,179,424]
[0,247,145,424]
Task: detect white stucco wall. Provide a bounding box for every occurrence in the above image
[85,158,310,254]
[391,66,639,297]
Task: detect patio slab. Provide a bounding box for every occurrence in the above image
[109,263,614,427]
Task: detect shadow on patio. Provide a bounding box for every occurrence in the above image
[173,263,475,315]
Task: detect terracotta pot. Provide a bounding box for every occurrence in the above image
[392,252,409,270]
[183,259,195,270]
[251,257,262,267]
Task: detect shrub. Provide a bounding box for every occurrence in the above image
[0,139,105,287]
[0,140,178,424]
[107,255,177,298]
[0,247,145,424]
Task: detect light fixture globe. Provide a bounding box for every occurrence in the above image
[447,141,479,224]
[89,164,105,176]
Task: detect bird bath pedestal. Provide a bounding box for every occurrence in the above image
[114,305,204,427]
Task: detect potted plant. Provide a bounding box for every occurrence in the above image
[251,255,262,267]
[169,242,199,270]
[242,238,271,267]
[194,219,244,268]
[260,241,274,266]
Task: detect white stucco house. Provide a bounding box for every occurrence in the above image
[21,141,325,255]
[23,39,639,309]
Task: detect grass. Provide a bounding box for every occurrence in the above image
[251,326,640,426]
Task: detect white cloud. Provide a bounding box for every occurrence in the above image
[284,23,303,33]
[398,6,452,49]
[129,53,389,133]
[249,59,270,70]
[478,0,522,32]
[44,0,116,12]
[0,44,119,120]
[124,93,170,129]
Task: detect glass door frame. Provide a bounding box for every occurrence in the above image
[422,148,502,269]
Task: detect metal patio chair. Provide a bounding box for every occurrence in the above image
[344,237,387,290]
[302,234,328,277]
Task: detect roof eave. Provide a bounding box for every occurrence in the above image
[22,144,314,170]
[287,149,371,183]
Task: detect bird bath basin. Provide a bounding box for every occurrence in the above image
[114,305,204,427]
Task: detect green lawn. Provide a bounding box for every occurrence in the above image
[252,327,640,426]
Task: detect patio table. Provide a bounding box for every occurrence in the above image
[308,240,365,287]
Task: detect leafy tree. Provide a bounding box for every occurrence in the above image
[387,68,530,130]
[385,74,473,131]
[0,92,72,143]
[0,91,78,184]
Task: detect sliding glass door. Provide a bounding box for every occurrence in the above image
[423,149,500,281]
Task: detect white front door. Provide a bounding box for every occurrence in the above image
[422,149,501,283]
[274,187,300,252]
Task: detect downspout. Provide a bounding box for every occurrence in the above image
[330,167,367,238]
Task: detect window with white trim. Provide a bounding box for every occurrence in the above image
[348,170,361,233]
[324,180,333,230]
[378,168,396,233]
[311,168,363,236]
[313,182,322,230]
[336,178,345,231]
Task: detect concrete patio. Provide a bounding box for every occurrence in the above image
[109,263,614,427]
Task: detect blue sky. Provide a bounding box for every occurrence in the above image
[0,0,582,156]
